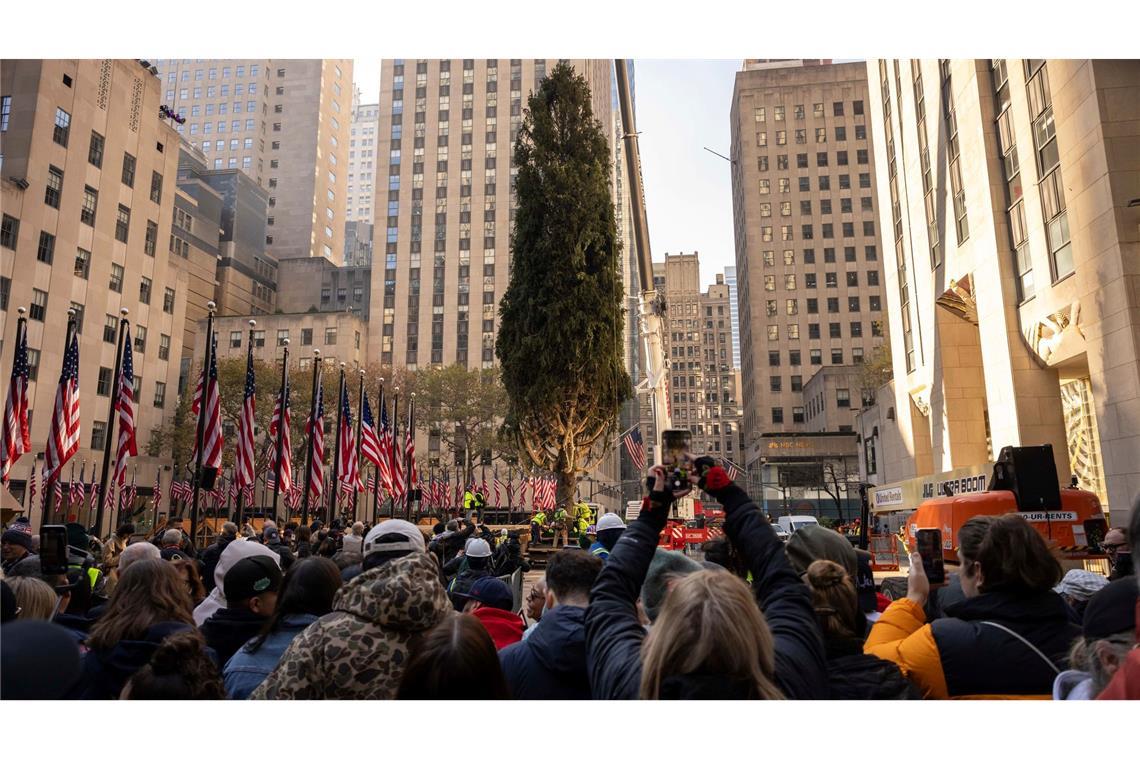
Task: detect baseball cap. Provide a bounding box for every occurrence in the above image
[223,555,283,603]
[597,513,626,532]
[785,525,857,579]
[457,576,514,610]
[465,538,492,558]
[1082,577,1138,640]
[2,529,33,552]
[363,519,426,557]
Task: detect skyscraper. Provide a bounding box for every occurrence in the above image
[729,60,887,453]
[723,265,741,369]
[152,59,353,265]
[865,59,1140,523]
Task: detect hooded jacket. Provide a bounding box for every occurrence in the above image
[1052,669,1096,700]
[470,606,524,650]
[223,612,319,699]
[250,552,451,700]
[193,540,282,626]
[199,606,269,667]
[865,589,1079,699]
[71,621,197,699]
[585,478,828,700]
[499,604,591,699]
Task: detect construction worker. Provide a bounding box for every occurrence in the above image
[463,488,476,514]
[574,501,593,537]
[589,513,627,562]
[552,504,570,549]
[530,510,548,546]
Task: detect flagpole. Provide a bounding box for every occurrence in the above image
[390,389,399,520]
[45,309,78,526]
[327,363,346,525]
[375,378,385,520]
[301,349,320,525]
[353,369,364,524]
[152,468,161,533]
[94,308,129,536]
[190,302,216,553]
[270,338,289,519]
[234,319,256,526]
[404,392,413,522]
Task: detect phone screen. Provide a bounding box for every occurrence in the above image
[915,529,945,584]
[661,429,691,469]
[40,526,69,576]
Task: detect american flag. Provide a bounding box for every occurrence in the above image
[26,462,37,512]
[453,479,462,509]
[506,471,515,506]
[721,458,743,482]
[376,394,393,494]
[404,396,416,496]
[126,472,138,513]
[267,382,292,493]
[359,391,384,471]
[152,469,162,511]
[53,478,62,513]
[190,339,224,470]
[74,463,86,509]
[336,381,362,495]
[44,332,81,485]
[493,470,503,506]
[2,317,31,484]
[306,382,326,508]
[112,334,137,491]
[87,465,99,513]
[622,426,647,472]
[234,341,257,490]
[389,397,405,502]
[69,463,82,511]
[367,474,377,493]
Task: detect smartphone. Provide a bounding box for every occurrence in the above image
[40,525,69,576]
[914,528,945,585]
[661,429,691,488]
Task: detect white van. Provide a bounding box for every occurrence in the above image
[777,515,820,536]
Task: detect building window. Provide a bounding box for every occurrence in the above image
[134,325,147,353]
[301,328,313,345]
[162,287,175,314]
[771,407,784,424]
[0,95,10,132]
[277,329,289,346]
[792,407,805,424]
[121,153,136,187]
[768,351,780,367]
[144,220,158,256]
[253,330,266,348]
[810,349,822,365]
[36,231,55,264]
[109,264,124,293]
[836,388,851,408]
[150,171,163,203]
[230,331,242,349]
[832,349,844,365]
[53,107,71,146]
[78,186,98,225]
[97,367,113,396]
[158,334,170,361]
[45,166,64,208]
[30,289,48,321]
[325,327,337,345]
[1,214,18,249]
[139,276,152,304]
[115,205,130,242]
[74,247,90,279]
[91,422,106,451]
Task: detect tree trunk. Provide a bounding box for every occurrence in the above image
[556,470,577,509]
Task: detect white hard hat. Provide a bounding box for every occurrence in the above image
[465,538,492,558]
[597,513,626,532]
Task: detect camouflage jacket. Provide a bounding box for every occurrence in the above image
[250,552,451,700]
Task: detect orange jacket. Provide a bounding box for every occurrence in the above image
[864,598,950,699]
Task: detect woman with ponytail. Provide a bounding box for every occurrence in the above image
[803,560,920,699]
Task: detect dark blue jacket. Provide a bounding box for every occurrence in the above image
[499,604,590,699]
[70,621,198,699]
[585,482,828,700]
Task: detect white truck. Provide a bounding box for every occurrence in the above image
[777,515,820,537]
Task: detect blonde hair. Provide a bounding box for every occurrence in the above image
[639,569,783,699]
[803,559,860,641]
[8,576,58,621]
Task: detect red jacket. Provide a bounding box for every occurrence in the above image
[470,607,524,650]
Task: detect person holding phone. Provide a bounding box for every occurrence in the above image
[865,514,1080,699]
[585,454,827,699]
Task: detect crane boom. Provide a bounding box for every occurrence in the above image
[615,59,672,459]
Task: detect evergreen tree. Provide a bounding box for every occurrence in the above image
[496,62,631,507]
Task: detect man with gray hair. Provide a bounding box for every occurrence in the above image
[117,542,161,574]
[159,530,185,561]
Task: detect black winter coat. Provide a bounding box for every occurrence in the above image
[200,534,238,592]
[199,607,269,667]
[264,539,295,570]
[585,483,828,699]
[70,621,198,699]
[823,638,921,699]
[499,605,591,699]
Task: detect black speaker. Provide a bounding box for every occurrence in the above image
[198,467,219,490]
[990,445,1061,511]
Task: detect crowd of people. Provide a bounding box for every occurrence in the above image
[1,454,1137,700]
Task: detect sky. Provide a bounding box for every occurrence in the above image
[352,58,741,289]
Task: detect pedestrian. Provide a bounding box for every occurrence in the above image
[101,523,135,580]
[199,522,239,593]
[1,528,35,574]
[116,542,161,575]
[1102,527,1133,580]
[170,556,207,607]
[5,576,58,621]
[342,522,365,555]
[262,526,296,570]
[199,555,283,666]
[522,577,547,641]
[159,529,185,562]
[802,560,920,699]
[224,557,343,699]
[446,537,493,610]
[530,510,547,546]
[73,559,197,699]
[120,630,225,700]
[396,614,509,699]
[552,504,570,549]
[294,524,312,558]
[1096,495,1140,700]
[1054,569,1110,622]
[590,513,626,562]
[456,576,524,650]
[865,514,1079,698]
[1,621,83,699]
[491,531,529,576]
[193,539,283,626]
[250,521,451,699]
[1053,577,1138,699]
[586,457,827,699]
[500,549,602,699]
